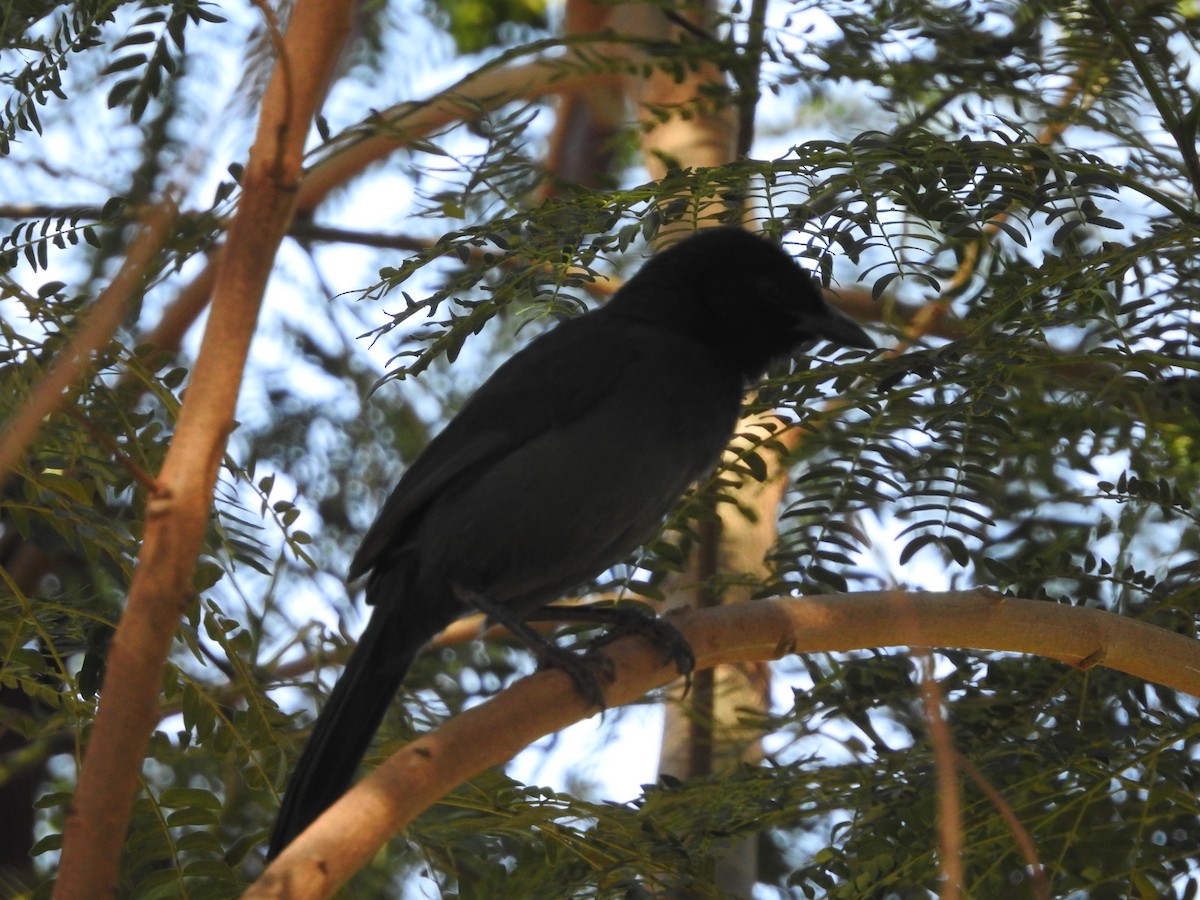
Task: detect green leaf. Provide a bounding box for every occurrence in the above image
[101,54,147,75]
[158,787,222,810]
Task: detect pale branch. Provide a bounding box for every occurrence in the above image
[0,193,180,486]
[245,589,1200,900]
[51,1,357,896]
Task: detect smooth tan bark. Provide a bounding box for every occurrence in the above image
[245,589,1200,900]
[52,3,356,897]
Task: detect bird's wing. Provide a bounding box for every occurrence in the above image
[348,311,632,580]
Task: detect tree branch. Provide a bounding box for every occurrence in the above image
[297,54,619,216]
[0,194,179,484]
[245,589,1200,899]
[52,2,356,897]
[129,50,625,369]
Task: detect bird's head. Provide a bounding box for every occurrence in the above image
[609,227,874,380]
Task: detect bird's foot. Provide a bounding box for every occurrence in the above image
[452,584,613,710]
[530,642,614,710]
[527,602,694,696]
[582,607,695,679]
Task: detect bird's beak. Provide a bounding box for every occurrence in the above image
[796,304,874,350]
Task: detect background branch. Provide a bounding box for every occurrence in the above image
[0,194,179,483]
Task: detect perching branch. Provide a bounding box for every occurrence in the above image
[245,589,1200,900]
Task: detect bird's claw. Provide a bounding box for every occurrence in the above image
[585,608,695,683]
[533,643,613,710]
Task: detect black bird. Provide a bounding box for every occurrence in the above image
[267,227,873,856]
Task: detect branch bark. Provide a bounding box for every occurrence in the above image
[245,589,1200,899]
[0,195,179,484]
[52,2,355,897]
[131,50,623,369]
[296,56,619,216]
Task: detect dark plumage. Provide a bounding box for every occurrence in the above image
[267,227,873,856]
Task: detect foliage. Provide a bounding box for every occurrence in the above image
[2,0,1200,897]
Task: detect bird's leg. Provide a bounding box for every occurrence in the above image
[525,603,695,683]
[451,584,612,710]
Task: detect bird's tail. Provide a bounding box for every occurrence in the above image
[266,609,422,858]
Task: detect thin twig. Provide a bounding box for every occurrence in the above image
[735,0,769,160]
[916,648,964,900]
[60,406,162,494]
[956,751,1051,899]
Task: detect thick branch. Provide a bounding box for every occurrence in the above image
[51,2,355,897]
[245,589,1200,899]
